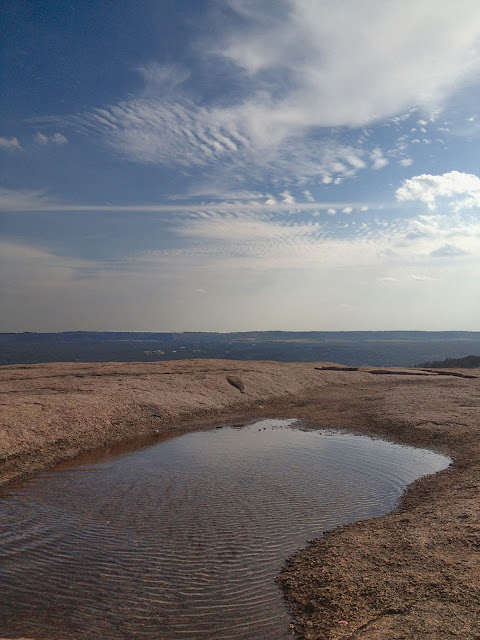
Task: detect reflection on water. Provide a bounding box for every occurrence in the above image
[0,419,449,639]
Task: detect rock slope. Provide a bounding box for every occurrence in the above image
[1,359,479,639]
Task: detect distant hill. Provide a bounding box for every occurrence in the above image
[3,331,480,367]
[418,354,480,368]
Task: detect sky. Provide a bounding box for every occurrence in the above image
[2,0,480,332]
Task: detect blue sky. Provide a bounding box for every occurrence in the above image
[2,0,480,331]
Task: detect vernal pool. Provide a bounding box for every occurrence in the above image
[0,419,450,639]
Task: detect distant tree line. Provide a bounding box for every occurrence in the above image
[418,355,480,368]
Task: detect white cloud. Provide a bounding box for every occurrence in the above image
[138,209,480,297]
[342,207,353,214]
[65,0,480,188]
[0,186,366,216]
[373,158,389,170]
[34,132,68,145]
[0,136,22,151]
[399,157,413,167]
[51,132,68,145]
[0,240,183,331]
[281,190,295,204]
[72,94,370,188]
[34,132,49,145]
[0,188,55,211]
[430,243,468,257]
[411,137,432,144]
[4,209,480,331]
[136,62,190,96]
[396,170,480,210]
[390,111,416,125]
[0,241,101,297]
[217,0,480,129]
[169,188,265,202]
[327,208,337,215]
[412,274,437,281]
[74,98,246,167]
[176,211,320,243]
[370,148,389,170]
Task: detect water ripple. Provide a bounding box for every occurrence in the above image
[0,419,449,639]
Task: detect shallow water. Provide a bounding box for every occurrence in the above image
[0,419,449,639]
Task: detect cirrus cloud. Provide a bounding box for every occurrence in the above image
[65,0,480,190]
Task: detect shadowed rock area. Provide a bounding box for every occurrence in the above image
[1,359,479,639]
